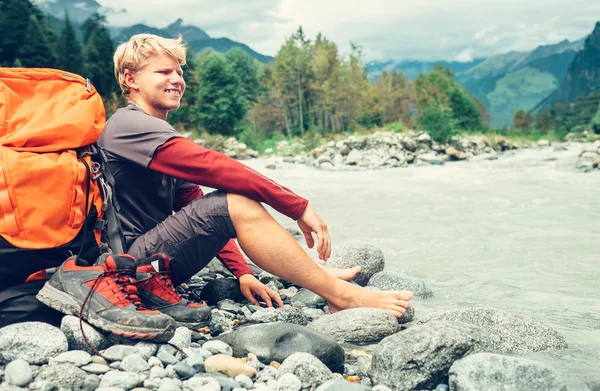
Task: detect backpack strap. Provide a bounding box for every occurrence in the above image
[80,145,125,254]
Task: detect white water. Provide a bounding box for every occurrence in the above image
[244,143,600,386]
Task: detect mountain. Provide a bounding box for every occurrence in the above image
[35,0,103,22]
[366,58,484,80]
[456,37,585,126]
[33,0,273,63]
[535,22,600,112]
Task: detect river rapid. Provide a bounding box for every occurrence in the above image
[242,142,600,387]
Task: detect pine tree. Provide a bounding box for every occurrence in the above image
[82,13,115,97]
[225,47,261,106]
[58,13,85,76]
[0,0,35,65]
[197,54,245,135]
[19,13,57,68]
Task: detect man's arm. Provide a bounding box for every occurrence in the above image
[151,137,308,220]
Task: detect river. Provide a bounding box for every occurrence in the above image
[243,142,600,388]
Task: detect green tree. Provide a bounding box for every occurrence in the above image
[590,104,600,133]
[225,47,261,106]
[82,13,115,97]
[418,101,457,143]
[448,87,480,130]
[169,45,201,132]
[58,13,85,75]
[0,0,35,65]
[375,70,411,126]
[197,54,245,135]
[19,13,57,68]
[512,109,534,130]
[534,110,555,133]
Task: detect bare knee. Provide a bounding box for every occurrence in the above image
[227,193,268,224]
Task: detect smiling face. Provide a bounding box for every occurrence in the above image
[124,53,186,120]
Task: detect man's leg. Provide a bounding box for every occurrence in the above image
[0,281,63,327]
[227,194,413,317]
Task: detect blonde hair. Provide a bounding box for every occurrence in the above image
[114,34,187,96]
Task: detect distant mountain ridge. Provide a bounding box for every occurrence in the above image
[33,0,273,63]
[366,58,485,80]
[455,37,585,126]
[535,22,600,112]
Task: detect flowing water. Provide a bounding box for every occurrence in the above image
[243,143,600,388]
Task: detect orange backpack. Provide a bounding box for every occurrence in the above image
[0,68,123,283]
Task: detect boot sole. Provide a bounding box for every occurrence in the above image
[37,283,175,342]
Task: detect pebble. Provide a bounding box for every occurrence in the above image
[80,363,111,374]
[204,354,257,378]
[5,359,33,387]
[202,340,233,356]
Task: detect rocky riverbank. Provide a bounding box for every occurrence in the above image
[0,241,577,391]
[195,131,600,173]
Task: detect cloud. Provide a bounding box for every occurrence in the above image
[97,0,600,61]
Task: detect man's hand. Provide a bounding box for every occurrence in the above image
[239,274,284,308]
[297,204,331,260]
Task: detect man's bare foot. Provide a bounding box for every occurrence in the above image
[320,265,361,281]
[328,283,413,318]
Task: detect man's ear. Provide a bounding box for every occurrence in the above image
[123,70,139,92]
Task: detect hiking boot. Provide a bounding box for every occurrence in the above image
[37,254,176,342]
[136,253,211,329]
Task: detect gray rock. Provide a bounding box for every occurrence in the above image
[302,308,326,321]
[276,372,302,391]
[80,363,110,374]
[234,373,254,388]
[173,361,196,379]
[150,365,169,379]
[169,327,192,349]
[60,316,109,354]
[101,345,140,362]
[202,340,233,356]
[277,352,332,389]
[133,341,158,360]
[326,241,385,286]
[428,308,568,353]
[184,376,220,390]
[367,271,433,298]
[83,374,100,391]
[249,307,279,323]
[27,380,56,391]
[291,288,326,308]
[316,379,371,390]
[49,350,92,366]
[4,359,33,387]
[156,349,179,366]
[218,300,243,314]
[215,323,345,372]
[308,308,399,342]
[371,386,392,391]
[370,321,492,391]
[0,322,68,364]
[398,304,415,324]
[449,353,567,391]
[34,363,88,390]
[208,309,235,335]
[120,354,150,373]
[98,371,141,389]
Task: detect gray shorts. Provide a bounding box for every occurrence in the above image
[127,191,236,285]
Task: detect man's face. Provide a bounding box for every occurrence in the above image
[128,53,186,119]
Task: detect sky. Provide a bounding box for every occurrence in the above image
[96,0,600,62]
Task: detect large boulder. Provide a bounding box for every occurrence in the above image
[370,321,491,391]
[308,308,399,342]
[367,271,433,298]
[427,308,567,353]
[0,322,68,364]
[326,241,385,286]
[215,323,345,372]
[449,353,567,391]
[200,278,244,305]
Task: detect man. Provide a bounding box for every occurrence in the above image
[38,34,413,340]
